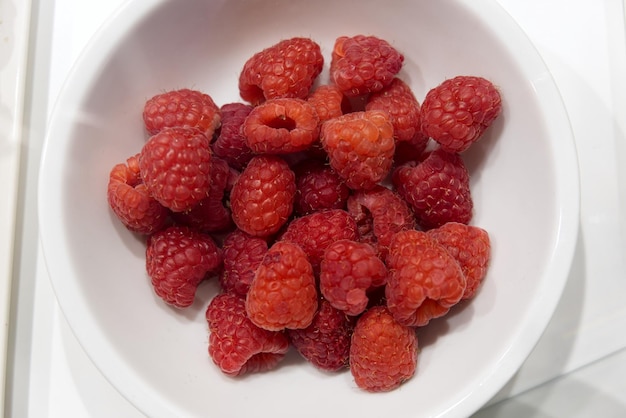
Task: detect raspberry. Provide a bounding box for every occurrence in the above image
[212,102,254,170]
[171,156,232,232]
[330,35,404,97]
[365,77,424,144]
[346,185,416,260]
[320,110,395,190]
[293,159,350,215]
[219,229,268,296]
[426,222,491,300]
[139,127,212,212]
[385,229,465,327]
[146,226,222,308]
[392,133,430,167]
[349,306,418,392]
[142,88,221,138]
[246,241,318,331]
[279,209,358,270]
[206,293,289,376]
[230,155,296,238]
[288,299,354,372]
[107,154,168,234]
[306,84,350,124]
[392,148,473,229]
[421,75,502,153]
[243,98,320,154]
[239,37,324,105]
[320,239,387,316]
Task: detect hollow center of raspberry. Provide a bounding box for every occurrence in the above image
[266,115,296,131]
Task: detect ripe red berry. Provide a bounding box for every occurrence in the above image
[142,88,221,138]
[239,37,324,105]
[139,127,212,213]
[385,229,465,327]
[392,148,473,229]
[146,226,222,308]
[288,299,354,372]
[219,228,269,296]
[207,293,289,376]
[320,239,387,316]
[243,98,320,154]
[321,110,395,190]
[212,102,254,170]
[107,153,168,234]
[349,306,418,392]
[306,84,349,124]
[426,222,491,300]
[293,159,350,215]
[230,155,296,238]
[421,75,502,153]
[246,241,318,331]
[330,35,404,97]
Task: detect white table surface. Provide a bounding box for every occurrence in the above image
[5,0,626,417]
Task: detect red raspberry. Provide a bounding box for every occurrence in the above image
[320,110,395,190]
[139,127,212,212]
[212,102,254,170]
[349,306,418,392]
[230,155,296,238]
[243,98,320,154]
[206,293,289,376]
[239,37,324,105]
[365,78,424,144]
[421,75,502,153]
[146,226,222,308]
[246,241,318,331]
[293,159,350,215]
[320,239,387,316]
[306,84,349,124]
[330,35,404,97]
[385,229,465,327]
[392,148,473,229]
[426,222,491,300]
[171,156,232,233]
[107,154,168,234]
[219,229,268,296]
[347,185,416,260]
[288,299,354,372]
[280,209,358,270]
[142,88,221,138]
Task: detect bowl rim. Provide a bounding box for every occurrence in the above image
[38,0,581,417]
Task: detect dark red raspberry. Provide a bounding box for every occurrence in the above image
[212,102,254,170]
[320,110,395,190]
[206,293,289,376]
[421,75,502,153]
[320,239,387,316]
[230,155,296,238]
[426,222,491,300]
[385,229,465,327]
[139,127,212,213]
[171,156,232,233]
[347,185,416,260]
[142,88,221,138]
[146,226,222,308]
[330,35,404,97]
[293,159,350,215]
[239,37,324,105]
[306,84,350,124]
[349,306,418,392]
[288,299,354,372]
[107,153,168,234]
[279,209,358,270]
[246,241,318,331]
[219,229,268,296]
[392,148,473,229]
[243,98,320,154]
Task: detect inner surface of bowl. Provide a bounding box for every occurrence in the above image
[39,0,580,417]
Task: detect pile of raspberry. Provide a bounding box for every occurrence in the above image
[107,35,501,392]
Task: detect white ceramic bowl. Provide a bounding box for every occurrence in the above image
[39,0,580,417]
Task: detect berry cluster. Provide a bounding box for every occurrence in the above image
[106,35,501,393]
